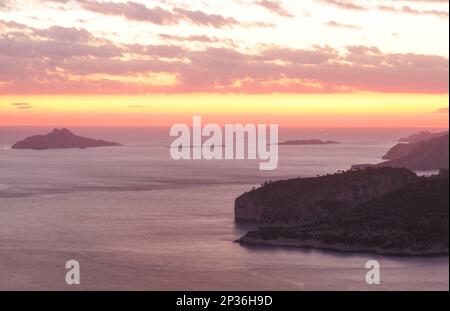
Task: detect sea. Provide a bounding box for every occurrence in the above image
[0,127,448,290]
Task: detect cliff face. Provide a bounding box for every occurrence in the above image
[239,173,449,255]
[12,128,120,150]
[235,167,418,225]
[382,143,416,160]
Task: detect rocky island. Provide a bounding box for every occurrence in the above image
[12,128,121,150]
[235,167,449,255]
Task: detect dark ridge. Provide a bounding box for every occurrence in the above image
[238,172,448,255]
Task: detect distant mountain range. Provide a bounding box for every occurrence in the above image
[12,128,121,150]
[378,133,449,170]
[399,130,448,144]
[353,131,449,170]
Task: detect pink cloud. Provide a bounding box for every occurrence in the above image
[0,24,448,94]
[325,20,362,30]
[319,0,449,18]
[253,0,293,17]
[34,26,93,42]
[317,0,366,11]
[80,1,178,24]
[159,34,218,43]
[378,5,449,19]
[77,0,264,28]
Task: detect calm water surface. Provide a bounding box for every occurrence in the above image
[0,128,448,290]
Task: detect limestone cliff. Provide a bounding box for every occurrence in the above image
[235,167,418,225]
[238,172,449,255]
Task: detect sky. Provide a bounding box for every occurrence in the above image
[0,0,449,127]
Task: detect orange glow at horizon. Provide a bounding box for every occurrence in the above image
[0,93,448,128]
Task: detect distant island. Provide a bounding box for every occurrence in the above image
[12,128,121,150]
[352,131,449,171]
[277,139,341,146]
[235,167,449,255]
